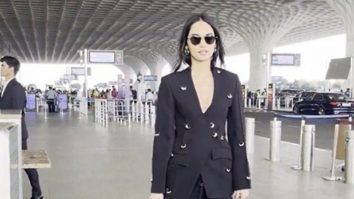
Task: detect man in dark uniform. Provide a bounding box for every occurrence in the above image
[0,56,43,199]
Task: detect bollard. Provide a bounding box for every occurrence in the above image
[345,130,354,184]
[247,99,252,108]
[139,102,144,124]
[301,124,315,171]
[245,117,255,154]
[292,117,306,170]
[113,100,118,122]
[145,103,150,124]
[349,116,352,131]
[127,113,131,127]
[132,103,136,122]
[257,99,261,109]
[323,120,341,181]
[151,105,156,128]
[276,98,280,110]
[269,117,282,162]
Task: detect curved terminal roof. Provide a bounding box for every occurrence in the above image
[0,0,345,73]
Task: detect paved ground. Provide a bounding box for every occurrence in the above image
[19,111,354,199]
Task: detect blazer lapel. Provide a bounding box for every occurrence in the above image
[181,67,221,116]
[2,79,15,98]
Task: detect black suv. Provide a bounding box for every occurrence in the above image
[293,93,354,115]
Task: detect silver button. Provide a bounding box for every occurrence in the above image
[238,142,245,147]
[180,86,187,91]
[150,178,153,182]
[166,188,172,194]
[170,153,174,157]
[246,176,251,180]
[212,132,218,138]
[227,94,233,99]
[180,144,187,149]
[210,122,215,129]
[217,70,221,74]
[185,123,191,129]
[226,168,231,173]
[220,136,225,141]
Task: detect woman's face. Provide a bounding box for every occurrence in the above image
[187,20,216,63]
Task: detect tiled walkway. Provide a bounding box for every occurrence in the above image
[22,111,354,199]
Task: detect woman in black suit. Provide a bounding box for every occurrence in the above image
[149,14,251,199]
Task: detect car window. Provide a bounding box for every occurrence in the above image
[303,92,315,97]
[313,94,323,101]
[327,93,346,101]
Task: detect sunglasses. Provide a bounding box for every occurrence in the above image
[188,35,217,45]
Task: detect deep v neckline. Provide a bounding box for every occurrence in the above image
[188,68,216,115]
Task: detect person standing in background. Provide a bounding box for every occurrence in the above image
[0,56,43,199]
[46,86,56,112]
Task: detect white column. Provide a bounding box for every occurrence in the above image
[249,48,271,92]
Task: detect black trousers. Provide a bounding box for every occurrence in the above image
[22,140,42,197]
[47,100,55,112]
[189,177,232,199]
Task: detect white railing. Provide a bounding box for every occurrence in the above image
[36,98,47,112]
[93,99,156,128]
[95,99,108,127]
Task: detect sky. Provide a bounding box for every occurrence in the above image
[224,34,346,83]
[15,34,347,90]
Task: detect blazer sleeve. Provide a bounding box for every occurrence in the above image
[151,77,176,193]
[10,84,26,110]
[227,75,251,191]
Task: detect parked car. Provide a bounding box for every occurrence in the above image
[293,92,354,115]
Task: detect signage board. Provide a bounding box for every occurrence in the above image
[271,53,301,66]
[71,67,91,76]
[88,50,124,65]
[144,75,158,81]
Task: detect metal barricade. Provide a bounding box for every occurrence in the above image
[79,99,88,116]
[94,99,108,127]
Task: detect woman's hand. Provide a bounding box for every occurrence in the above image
[232,189,250,199]
[149,193,163,199]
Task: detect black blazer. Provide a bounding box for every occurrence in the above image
[151,67,251,199]
[0,78,28,141]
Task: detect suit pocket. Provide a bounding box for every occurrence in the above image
[169,153,190,167]
[212,148,233,171]
[212,148,232,160]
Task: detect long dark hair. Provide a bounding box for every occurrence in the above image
[174,13,225,72]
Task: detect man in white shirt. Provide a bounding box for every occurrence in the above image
[46,87,57,112]
[146,89,154,104]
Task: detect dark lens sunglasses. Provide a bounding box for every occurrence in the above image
[188,36,217,45]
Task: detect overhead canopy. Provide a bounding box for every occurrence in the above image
[0,0,345,74]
